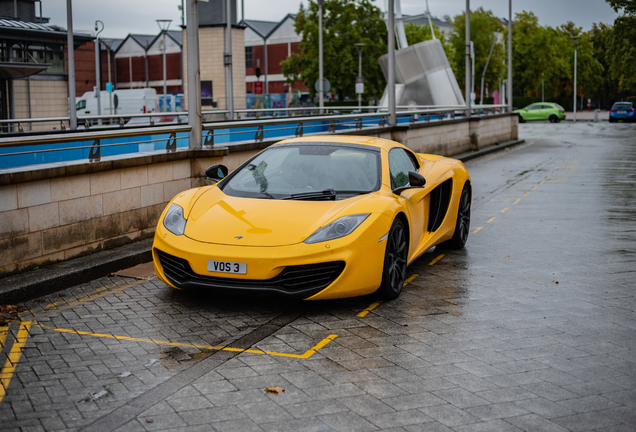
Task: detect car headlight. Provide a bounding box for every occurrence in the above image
[163,204,187,236]
[304,214,370,244]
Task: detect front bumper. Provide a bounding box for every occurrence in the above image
[152,213,390,300]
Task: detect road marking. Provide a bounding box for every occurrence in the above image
[487,217,496,223]
[524,191,531,196]
[539,180,545,184]
[513,199,521,204]
[472,226,483,234]
[357,301,383,317]
[429,254,445,266]
[357,274,418,317]
[21,279,147,319]
[0,321,32,404]
[546,176,551,180]
[501,207,510,213]
[33,323,336,360]
[404,274,418,285]
[532,186,538,190]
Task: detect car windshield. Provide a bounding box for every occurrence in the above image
[221,143,381,200]
[613,103,632,109]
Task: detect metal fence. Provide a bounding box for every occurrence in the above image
[0,105,509,170]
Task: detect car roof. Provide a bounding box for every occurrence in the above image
[277,135,400,151]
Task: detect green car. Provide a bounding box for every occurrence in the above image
[515,102,566,123]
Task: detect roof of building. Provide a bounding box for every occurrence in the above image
[402,15,454,30]
[0,17,93,44]
[100,38,124,52]
[241,13,297,39]
[166,29,182,45]
[129,33,156,49]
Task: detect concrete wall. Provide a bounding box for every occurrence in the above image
[13,79,69,131]
[0,114,517,277]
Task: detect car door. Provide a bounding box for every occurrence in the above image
[525,104,541,120]
[388,147,427,257]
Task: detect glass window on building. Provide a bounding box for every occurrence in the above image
[245,46,253,68]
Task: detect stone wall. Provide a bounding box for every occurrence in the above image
[0,114,517,277]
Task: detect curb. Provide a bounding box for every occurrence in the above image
[456,139,526,162]
[0,238,153,304]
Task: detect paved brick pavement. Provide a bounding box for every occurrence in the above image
[1,122,635,431]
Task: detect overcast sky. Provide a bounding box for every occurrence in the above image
[43,0,619,39]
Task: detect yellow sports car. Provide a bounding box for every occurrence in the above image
[153,135,471,300]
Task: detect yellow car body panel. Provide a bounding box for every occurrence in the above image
[152,135,471,300]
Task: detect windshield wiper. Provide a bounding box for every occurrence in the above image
[284,189,337,201]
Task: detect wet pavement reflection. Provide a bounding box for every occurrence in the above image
[1,122,635,431]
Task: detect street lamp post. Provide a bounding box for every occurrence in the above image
[541,71,544,102]
[94,20,104,125]
[318,0,324,113]
[354,43,365,110]
[480,31,497,106]
[571,36,580,122]
[465,0,471,117]
[156,19,172,112]
[507,0,512,113]
[388,0,396,126]
[66,0,77,130]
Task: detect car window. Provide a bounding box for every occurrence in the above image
[222,144,381,199]
[76,100,86,110]
[527,105,541,110]
[556,104,565,111]
[613,103,632,109]
[388,148,419,189]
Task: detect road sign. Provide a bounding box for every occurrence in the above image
[356,76,364,94]
[314,78,331,93]
[254,81,264,95]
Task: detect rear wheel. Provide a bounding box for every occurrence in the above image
[549,115,559,123]
[439,183,471,250]
[377,218,408,300]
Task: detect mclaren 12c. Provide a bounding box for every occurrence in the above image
[152,135,471,300]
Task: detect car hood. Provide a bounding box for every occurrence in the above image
[184,187,364,246]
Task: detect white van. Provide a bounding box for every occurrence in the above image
[76,88,158,117]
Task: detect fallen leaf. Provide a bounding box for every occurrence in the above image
[146,418,154,423]
[553,281,559,284]
[402,324,408,327]
[265,386,285,394]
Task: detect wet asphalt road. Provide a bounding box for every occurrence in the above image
[1,121,635,432]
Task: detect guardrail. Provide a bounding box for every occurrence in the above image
[0,105,510,169]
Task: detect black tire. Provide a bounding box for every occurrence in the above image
[438,182,471,250]
[377,218,408,300]
[549,115,558,123]
[518,116,526,123]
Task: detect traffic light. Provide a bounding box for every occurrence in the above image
[255,67,261,79]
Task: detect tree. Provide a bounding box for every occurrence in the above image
[589,23,619,107]
[447,8,507,99]
[605,0,636,93]
[281,0,387,101]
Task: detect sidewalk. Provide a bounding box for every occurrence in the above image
[565,110,607,121]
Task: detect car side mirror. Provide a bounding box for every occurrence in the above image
[393,171,426,195]
[206,164,228,181]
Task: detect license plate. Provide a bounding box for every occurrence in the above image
[207,260,247,274]
[619,110,626,113]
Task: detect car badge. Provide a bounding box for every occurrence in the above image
[234,236,243,239]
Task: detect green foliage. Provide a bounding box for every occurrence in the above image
[510,12,603,102]
[447,8,507,97]
[605,0,636,15]
[403,22,457,72]
[627,96,636,103]
[281,0,387,101]
[606,15,636,93]
[589,23,621,105]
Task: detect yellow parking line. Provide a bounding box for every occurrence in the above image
[501,207,510,213]
[532,186,538,190]
[404,274,418,285]
[357,301,383,317]
[33,323,337,360]
[524,191,531,196]
[429,254,445,266]
[539,180,545,184]
[472,226,483,234]
[513,199,521,204]
[0,321,32,404]
[487,217,496,223]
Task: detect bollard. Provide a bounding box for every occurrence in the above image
[594,109,599,123]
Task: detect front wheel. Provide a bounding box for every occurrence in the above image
[377,218,408,300]
[438,182,471,250]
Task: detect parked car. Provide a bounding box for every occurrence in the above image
[76,88,158,116]
[153,135,472,300]
[515,102,565,123]
[609,102,635,123]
